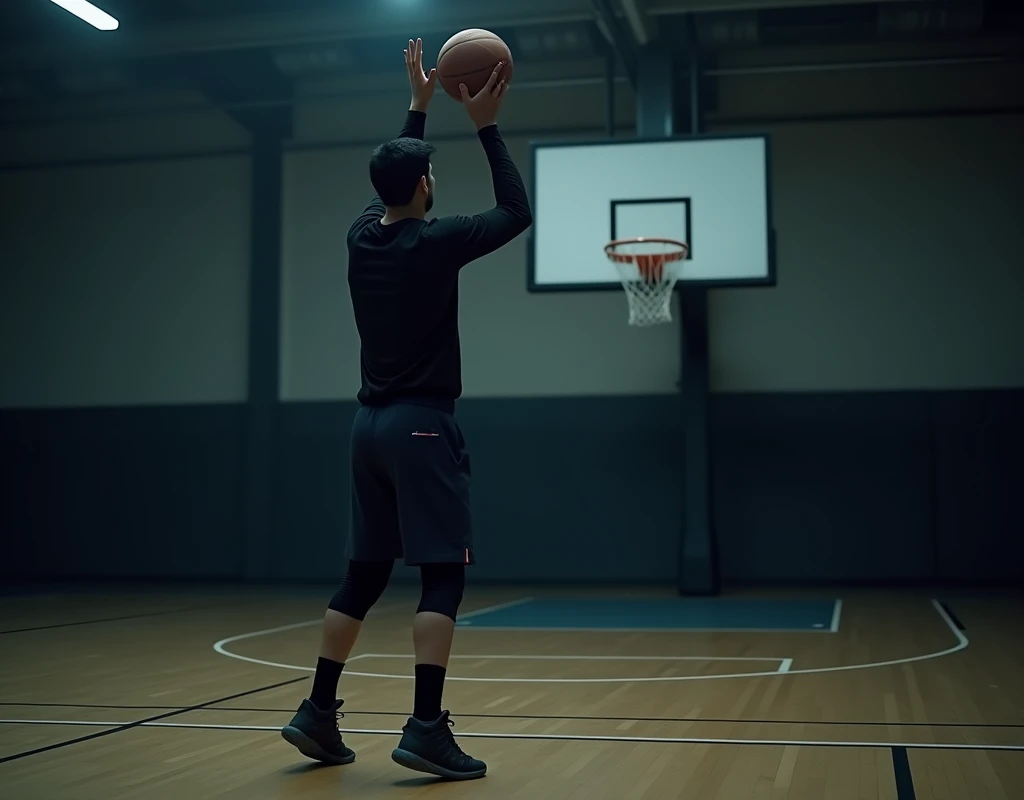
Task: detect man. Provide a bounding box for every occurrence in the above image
[281,38,532,781]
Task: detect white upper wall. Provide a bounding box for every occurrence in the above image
[0,156,251,407]
[710,112,1024,391]
[280,130,679,401]
[282,110,1024,399]
[2,55,1021,406]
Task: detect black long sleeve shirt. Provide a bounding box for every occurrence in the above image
[346,110,532,413]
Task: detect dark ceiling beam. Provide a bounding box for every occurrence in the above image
[620,0,652,46]
[0,6,596,72]
[647,0,918,13]
[167,49,293,137]
[592,0,639,88]
[1,0,1001,75]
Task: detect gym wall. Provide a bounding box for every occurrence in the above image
[701,60,1024,583]
[280,80,1024,583]
[0,148,252,578]
[1,60,1021,583]
[708,114,1024,583]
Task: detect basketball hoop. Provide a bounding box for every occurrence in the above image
[605,237,689,326]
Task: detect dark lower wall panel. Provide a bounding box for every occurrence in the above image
[273,397,684,582]
[713,392,936,582]
[1,390,1020,583]
[932,391,1024,580]
[0,405,245,579]
[714,390,1022,583]
[275,390,1022,584]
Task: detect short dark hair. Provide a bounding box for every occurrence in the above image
[369,137,436,206]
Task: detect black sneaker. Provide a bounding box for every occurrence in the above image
[391,711,486,780]
[281,698,356,765]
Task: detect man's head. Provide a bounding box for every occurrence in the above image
[369,137,436,215]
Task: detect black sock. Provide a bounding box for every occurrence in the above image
[310,657,344,710]
[413,663,447,722]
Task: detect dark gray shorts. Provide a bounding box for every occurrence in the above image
[347,403,473,566]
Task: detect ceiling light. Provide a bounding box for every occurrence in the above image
[49,0,119,31]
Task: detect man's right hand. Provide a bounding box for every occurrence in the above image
[459,62,508,130]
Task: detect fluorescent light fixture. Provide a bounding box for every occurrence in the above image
[49,0,119,31]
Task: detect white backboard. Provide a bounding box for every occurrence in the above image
[528,135,774,290]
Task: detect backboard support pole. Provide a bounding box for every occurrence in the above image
[605,52,617,137]
[636,33,719,596]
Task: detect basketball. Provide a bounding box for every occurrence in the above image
[436,29,514,101]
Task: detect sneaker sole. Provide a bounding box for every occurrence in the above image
[281,726,356,765]
[391,748,486,780]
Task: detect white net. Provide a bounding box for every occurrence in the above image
[607,240,686,327]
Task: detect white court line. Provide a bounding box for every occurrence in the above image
[455,598,838,633]
[213,620,369,672]
[214,620,321,671]
[211,602,410,672]
[456,597,535,621]
[212,599,533,675]
[777,659,793,673]
[456,625,837,634]
[830,599,844,633]
[360,653,785,662]
[213,599,967,685]
[0,719,121,726]
[2,718,1021,752]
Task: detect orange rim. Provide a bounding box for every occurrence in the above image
[605,237,688,282]
[604,237,689,264]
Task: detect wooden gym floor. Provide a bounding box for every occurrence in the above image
[1,586,1022,799]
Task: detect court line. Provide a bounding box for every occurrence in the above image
[213,621,324,671]
[1,720,120,726]
[0,677,308,765]
[892,746,917,799]
[211,599,413,671]
[939,601,965,631]
[359,653,786,662]
[456,597,535,621]
[454,598,838,633]
[830,599,843,633]
[2,718,1023,752]
[777,658,793,673]
[6,704,1024,729]
[0,603,235,635]
[456,624,838,634]
[211,594,962,684]
[212,599,968,684]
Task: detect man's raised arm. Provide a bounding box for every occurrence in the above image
[425,62,532,265]
[349,38,436,236]
[427,122,531,265]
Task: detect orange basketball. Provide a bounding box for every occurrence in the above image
[436,29,514,101]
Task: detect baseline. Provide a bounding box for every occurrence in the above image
[2,718,1022,753]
